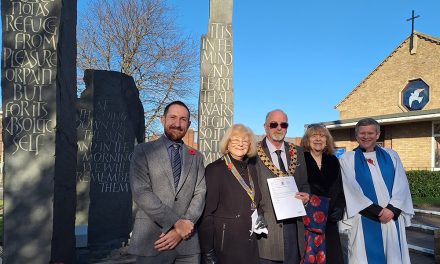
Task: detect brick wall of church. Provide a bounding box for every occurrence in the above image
[332,128,356,151]
[330,122,433,170]
[337,35,440,119]
[388,122,432,170]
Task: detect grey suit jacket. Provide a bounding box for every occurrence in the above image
[128,136,206,256]
[256,138,310,261]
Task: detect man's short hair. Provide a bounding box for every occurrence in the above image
[163,101,190,118]
[265,109,288,123]
[355,118,380,135]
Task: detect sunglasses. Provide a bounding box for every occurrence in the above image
[307,123,326,129]
[269,122,289,129]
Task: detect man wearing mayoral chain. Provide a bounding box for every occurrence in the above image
[339,118,414,264]
[256,109,310,264]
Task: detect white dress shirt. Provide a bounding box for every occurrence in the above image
[265,138,288,171]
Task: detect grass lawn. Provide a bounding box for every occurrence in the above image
[412,196,440,209]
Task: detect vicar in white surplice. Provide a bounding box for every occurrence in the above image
[339,118,414,264]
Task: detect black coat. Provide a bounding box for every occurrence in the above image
[198,155,261,264]
[304,152,345,264]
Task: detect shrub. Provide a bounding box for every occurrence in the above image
[407,170,440,198]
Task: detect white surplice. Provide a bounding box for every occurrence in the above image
[339,148,414,264]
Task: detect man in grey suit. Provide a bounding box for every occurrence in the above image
[129,101,206,263]
[256,109,310,264]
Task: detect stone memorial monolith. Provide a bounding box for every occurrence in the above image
[198,0,234,164]
[1,0,77,263]
[76,69,145,258]
[51,1,78,263]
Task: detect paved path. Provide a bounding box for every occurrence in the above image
[410,251,435,264]
[87,251,436,264]
[340,233,436,264]
[86,241,436,264]
[407,208,439,264]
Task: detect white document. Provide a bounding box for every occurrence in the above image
[251,210,268,235]
[267,176,306,220]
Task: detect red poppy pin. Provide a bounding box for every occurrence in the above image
[289,149,294,156]
[188,149,196,155]
[227,163,233,170]
[366,158,375,166]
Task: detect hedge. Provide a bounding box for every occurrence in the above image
[407,170,440,198]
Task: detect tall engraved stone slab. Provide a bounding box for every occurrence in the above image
[76,81,93,228]
[76,70,145,257]
[198,0,233,164]
[1,1,72,263]
[51,0,77,262]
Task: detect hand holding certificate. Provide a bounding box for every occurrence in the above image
[267,176,306,220]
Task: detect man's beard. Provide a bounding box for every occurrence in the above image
[271,131,285,142]
[165,126,186,141]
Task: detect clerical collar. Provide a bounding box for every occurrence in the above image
[354,146,378,152]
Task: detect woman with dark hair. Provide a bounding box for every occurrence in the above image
[300,124,345,264]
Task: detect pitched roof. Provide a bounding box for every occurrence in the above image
[335,31,440,109]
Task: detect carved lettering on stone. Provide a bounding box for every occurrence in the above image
[198,0,234,164]
[1,0,61,262]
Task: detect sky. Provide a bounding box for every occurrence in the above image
[62,1,440,137]
[163,0,440,137]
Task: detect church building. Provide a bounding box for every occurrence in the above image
[322,31,440,170]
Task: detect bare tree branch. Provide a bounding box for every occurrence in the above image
[77,0,198,135]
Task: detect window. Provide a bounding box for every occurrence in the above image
[434,123,440,134]
[402,79,429,111]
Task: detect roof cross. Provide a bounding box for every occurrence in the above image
[406,10,420,35]
[406,10,420,53]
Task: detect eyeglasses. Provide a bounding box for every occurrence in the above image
[269,122,289,129]
[230,138,250,146]
[307,123,325,129]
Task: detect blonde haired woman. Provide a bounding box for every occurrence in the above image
[199,124,261,264]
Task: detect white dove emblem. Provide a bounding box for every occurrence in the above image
[408,88,425,108]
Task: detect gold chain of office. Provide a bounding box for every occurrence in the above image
[257,142,298,177]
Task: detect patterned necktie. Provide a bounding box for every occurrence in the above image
[275,150,287,174]
[171,144,181,189]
